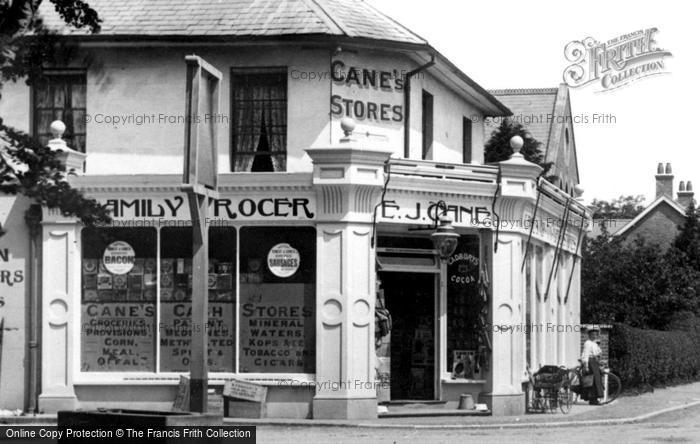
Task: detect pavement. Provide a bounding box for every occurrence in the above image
[3,381,700,429]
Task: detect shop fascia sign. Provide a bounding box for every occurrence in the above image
[378,197,491,227]
[99,195,315,222]
[329,59,405,124]
[379,197,580,249]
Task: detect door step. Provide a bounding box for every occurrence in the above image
[379,401,490,418]
[378,409,491,418]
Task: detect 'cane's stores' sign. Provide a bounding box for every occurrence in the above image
[330,59,404,123]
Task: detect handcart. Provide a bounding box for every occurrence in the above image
[527,365,573,414]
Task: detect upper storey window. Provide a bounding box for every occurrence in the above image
[33,71,86,152]
[231,69,287,172]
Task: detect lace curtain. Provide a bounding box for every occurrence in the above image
[232,72,286,172]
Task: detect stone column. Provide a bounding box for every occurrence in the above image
[306,120,392,419]
[38,121,86,412]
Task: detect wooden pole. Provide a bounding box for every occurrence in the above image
[188,192,208,412]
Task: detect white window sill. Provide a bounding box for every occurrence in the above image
[74,373,316,386]
[441,378,487,384]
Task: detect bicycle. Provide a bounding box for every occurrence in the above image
[570,360,621,405]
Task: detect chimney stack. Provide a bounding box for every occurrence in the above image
[655,162,674,199]
[678,180,695,209]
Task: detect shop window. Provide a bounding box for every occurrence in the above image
[80,228,157,372]
[446,235,481,379]
[462,117,472,163]
[239,226,316,373]
[33,72,86,152]
[231,69,287,172]
[422,90,433,160]
[159,227,236,373]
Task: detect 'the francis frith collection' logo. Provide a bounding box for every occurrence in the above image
[563,28,672,92]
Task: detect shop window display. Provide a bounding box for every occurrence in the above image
[159,227,236,372]
[239,226,316,373]
[446,235,481,379]
[80,228,157,372]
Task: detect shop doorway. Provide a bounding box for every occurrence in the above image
[379,271,436,401]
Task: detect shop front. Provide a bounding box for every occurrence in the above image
[34,129,587,419]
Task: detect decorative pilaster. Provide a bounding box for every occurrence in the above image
[306,119,392,419]
[480,136,542,415]
[38,123,85,412]
[38,209,81,412]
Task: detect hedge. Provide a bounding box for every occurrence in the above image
[610,320,700,389]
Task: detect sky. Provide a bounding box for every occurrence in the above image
[368,0,699,205]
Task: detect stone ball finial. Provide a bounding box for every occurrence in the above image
[688,181,694,192]
[680,181,686,192]
[665,162,672,174]
[510,135,524,154]
[340,117,356,137]
[574,184,584,197]
[50,120,66,139]
[657,163,664,174]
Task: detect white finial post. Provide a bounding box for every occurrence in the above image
[46,119,86,174]
[339,117,356,143]
[48,120,68,151]
[509,135,524,158]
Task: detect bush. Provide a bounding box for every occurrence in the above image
[610,321,700,389]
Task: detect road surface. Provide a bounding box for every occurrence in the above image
[255,404,700,444]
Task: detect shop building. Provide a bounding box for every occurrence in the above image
[0,0,590,418]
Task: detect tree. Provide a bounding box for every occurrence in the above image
[672,201,700,269]
[0,0,108,236]
[589,195,646,220]
[582,214,700,330]
[484,120,554,180]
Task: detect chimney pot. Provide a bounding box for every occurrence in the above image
[677,179,695,209]
[655,162,674,199]
[680,181,686,192]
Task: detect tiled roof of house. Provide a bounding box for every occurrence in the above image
[485,87,559,155]
[38,0,427,44]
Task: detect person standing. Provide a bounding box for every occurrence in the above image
[581,328,604,405]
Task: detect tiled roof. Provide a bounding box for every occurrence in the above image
[485,88,559,154]
[37,0,427,44]
[588,218,634,238]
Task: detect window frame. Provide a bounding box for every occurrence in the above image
[32,69,87,153]
[462,117,472,163]
[229,67,288,173]
[421,90,433,160]
[74,222,317,385]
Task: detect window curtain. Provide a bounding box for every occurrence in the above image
[265,81,286,172]
[233,83,264,172]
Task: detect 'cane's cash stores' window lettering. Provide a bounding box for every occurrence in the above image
[80,225,315,375]
[158,227,237,373]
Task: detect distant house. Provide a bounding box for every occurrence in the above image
[486,85,580,195]
[595,163,694,248]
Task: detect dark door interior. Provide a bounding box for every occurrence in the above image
[380,271,435,400]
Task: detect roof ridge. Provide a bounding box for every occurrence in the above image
[303,0,346,36]
[489,87,559,95]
